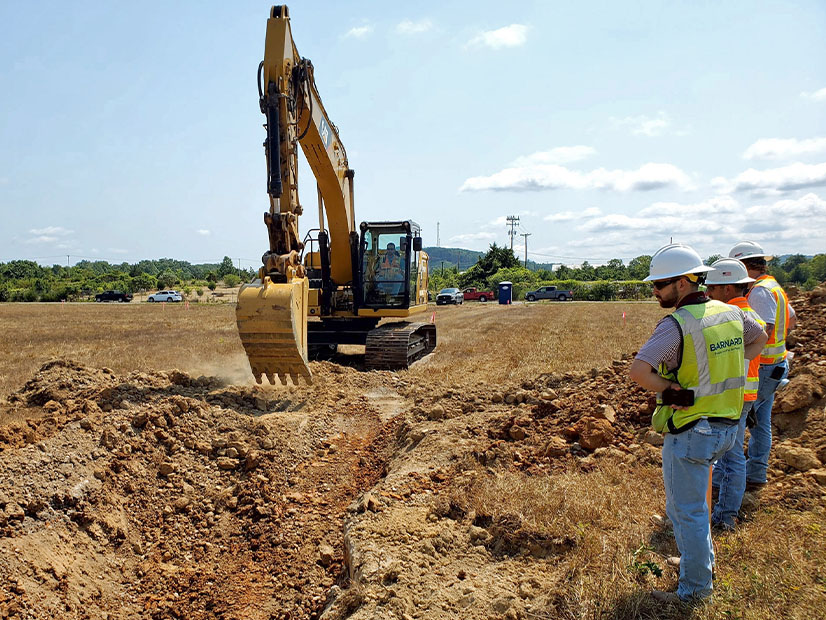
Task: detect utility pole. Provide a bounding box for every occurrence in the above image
[506,215,520,251]
[66,255,70,267]
[520,233,531,268]
[436,222,440,247]
[237,257,242,278]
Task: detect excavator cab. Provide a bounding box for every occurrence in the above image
[358,221,422,310]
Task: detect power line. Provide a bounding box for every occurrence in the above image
[519,232,531,268]
[505,215,520,251]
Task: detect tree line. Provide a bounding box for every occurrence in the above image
[429,245,826,302]
[0,257,255,302]
[2,248,823,303]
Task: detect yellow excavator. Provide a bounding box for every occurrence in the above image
[236,5,437,385]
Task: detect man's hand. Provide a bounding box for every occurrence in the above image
[629,360,691,409]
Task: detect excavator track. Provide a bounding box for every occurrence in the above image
[364,322,437,370]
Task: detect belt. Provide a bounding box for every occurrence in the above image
[667,416,737,435]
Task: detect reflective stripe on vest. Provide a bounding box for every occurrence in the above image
[751,275,788,365]
[652,300,746,433]
[729,297,765,402]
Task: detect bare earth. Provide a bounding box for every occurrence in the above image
[0,296,824,620]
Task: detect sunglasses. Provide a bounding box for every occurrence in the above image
[651,276,683,290]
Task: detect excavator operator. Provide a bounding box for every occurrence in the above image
[379,242,403,281]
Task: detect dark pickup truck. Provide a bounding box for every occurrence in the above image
[95,290,133,303]
[524,286,573,302]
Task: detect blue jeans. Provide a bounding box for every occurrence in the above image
[746,360,788,484]
[711,402,752,527]
[663,418,738,601]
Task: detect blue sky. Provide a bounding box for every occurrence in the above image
[1,0,825,269]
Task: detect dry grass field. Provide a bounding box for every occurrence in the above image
[0,302,247,399]
[0,299,824,619]
[0,301,664,399]
[406,301,665,387]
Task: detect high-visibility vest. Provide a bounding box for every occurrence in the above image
[750,275,789,365]
[652,300,746,433]
[728,296,765,402]
[379,252,401,279]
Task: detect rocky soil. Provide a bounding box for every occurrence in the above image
[1,287,825,619]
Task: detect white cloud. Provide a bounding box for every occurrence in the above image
[396,19,432,34]
[511,146,596,166]
[543,211,579,223]
[467,24,529,49]
[638,195,741,218]
[543,207,602,222]
[197,229,211,236]
[29,226,73,236]
[345,25,373,39]
[801,87,826,102]
[713,162,826,193]
[449,232,498,243]
[460,162,693,193]
[569,192,826,259]
[107,248,129,254]
[24,225,74,244]
[743,137,826,160]
[610,111,676,137]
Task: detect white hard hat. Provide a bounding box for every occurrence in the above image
[644,243,712,282]
[729,240,773,261]
[705,258,755,285]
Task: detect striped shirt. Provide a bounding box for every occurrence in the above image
[636,300,764,372]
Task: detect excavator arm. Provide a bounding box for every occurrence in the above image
[258,5,356,285]
[236,5,355,385]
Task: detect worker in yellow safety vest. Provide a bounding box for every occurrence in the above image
[705,258,767,531]
[629,244,766,603]
[729,241,796,492]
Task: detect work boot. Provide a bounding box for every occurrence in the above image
[651,590,681,604]
[745,480,766,493]
[711,520,736,534]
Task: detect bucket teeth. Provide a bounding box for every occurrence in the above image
[236,278,313,385]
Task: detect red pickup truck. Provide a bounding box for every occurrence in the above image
[461,287,495,302]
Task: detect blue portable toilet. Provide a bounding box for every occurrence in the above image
[498,281,513,305]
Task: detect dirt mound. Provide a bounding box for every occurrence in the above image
[0,360,400,619]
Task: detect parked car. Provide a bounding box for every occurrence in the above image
[147,290,183,303]
[436,288,463,305]
[95,290,133,303]
[461,287,495,302]
[524,286,574,302]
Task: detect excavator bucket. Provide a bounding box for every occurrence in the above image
[236,277,312,385]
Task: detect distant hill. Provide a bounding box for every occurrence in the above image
[423,247,484,271]
[775,254,813,264]
[424,247,556,272]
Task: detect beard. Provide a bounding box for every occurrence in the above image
[656,291,678,309]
